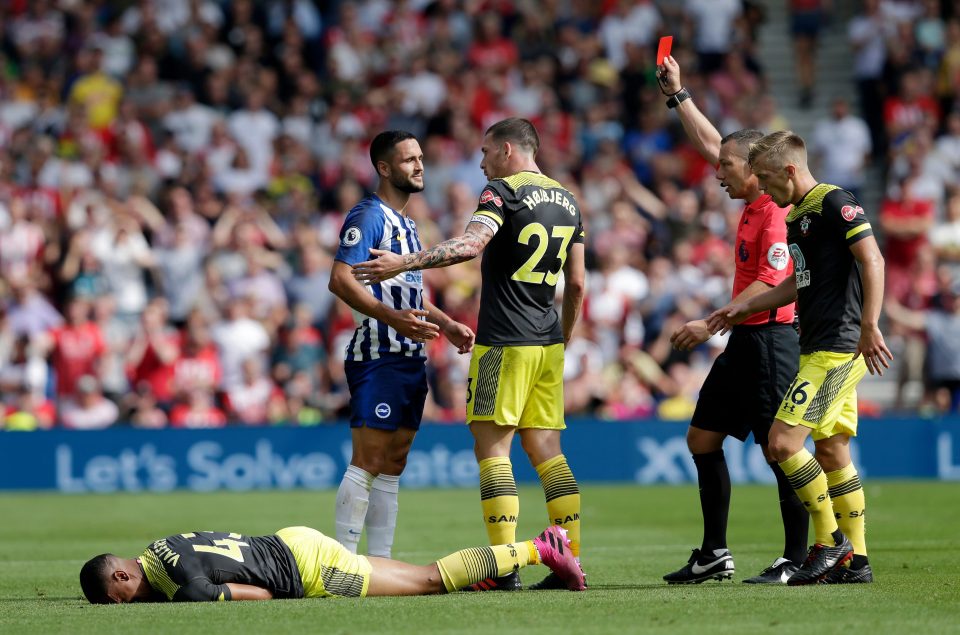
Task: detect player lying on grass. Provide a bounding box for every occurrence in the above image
[79,525,584,603]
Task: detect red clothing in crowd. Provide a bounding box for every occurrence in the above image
[173,346,223,396]
[50,322,105,397]
[880,196,934,269]
[128,333,181,402]
[170,404,227,428]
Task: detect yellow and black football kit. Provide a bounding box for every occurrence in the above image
[139,528,371,601]
[465,170,585,559]
[465,171,584,429]
[777,184,873,436]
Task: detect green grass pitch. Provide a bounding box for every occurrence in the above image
[0,482,958,635]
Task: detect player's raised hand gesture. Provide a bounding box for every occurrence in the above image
[657,55,682,96]
[854,323,894,376]
[353,248,408,284]
[388,308,440,342]
[443,321,475,354]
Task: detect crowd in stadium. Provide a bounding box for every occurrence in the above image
[0,0,958,430]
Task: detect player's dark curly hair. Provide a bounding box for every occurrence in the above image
[79,554,114,604]
[370,130,417,168]
[485,118,540,155]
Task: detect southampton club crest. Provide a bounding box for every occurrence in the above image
[800,215,811,237]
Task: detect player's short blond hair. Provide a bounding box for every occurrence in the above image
[748,130,807,170]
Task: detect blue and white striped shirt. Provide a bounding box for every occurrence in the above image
[334,195,425,362]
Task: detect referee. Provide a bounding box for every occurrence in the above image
[656,55,809,584]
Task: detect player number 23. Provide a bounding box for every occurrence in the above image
[189,533,250,563]
[511,223,575,286]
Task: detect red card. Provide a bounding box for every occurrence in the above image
[656,36,673,65]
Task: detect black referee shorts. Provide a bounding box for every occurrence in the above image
[690,322,800,446]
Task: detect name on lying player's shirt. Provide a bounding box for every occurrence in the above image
[151,538,181,567]
[521,189,578,216]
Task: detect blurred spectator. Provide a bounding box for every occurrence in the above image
[68,43,123,131]
[849,0,889,156]
[224,357,287,425]
[126,299,180,407]
[0,335,48,398]
[4,386,56,431]
[170,388,227,429]
[682,0,744,74]
[789,0,829,108]
[49,296,104,399]
[212,296,270,390]
[881,176,935,298]
[4,275,62,338]
[812,97,872,199]
[886,273,960,414]
[60,375,119,430]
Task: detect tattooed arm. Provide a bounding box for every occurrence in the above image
[352,222,494,284]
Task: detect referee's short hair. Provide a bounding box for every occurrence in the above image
[370,130,417,169]
[748,130,807,169]
[721,129,764,157]
[485,118,540,155]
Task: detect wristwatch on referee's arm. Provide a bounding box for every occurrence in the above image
[665,88,691,109]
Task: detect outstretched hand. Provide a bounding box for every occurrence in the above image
[353,249,407,284]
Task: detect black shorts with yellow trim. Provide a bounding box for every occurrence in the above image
[276,527,372,598]
[466,343,565,429]
[776,351,868,440]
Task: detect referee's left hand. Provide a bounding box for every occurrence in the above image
[353,249,406,284]
[854,324,894,376]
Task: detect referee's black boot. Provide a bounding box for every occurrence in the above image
[742,557,800,584]
[461,570,522,592]
[663,548,735,584]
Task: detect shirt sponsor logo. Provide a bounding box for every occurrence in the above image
[342,226,362,246]
[767,242,789,271]
[479,189,503,207]
[375,403,391,419]
[789,243,811,289]
[841,205,864,222]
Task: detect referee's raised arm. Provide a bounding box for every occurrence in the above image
[657,55,722,166]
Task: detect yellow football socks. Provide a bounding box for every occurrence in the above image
[826,463,867,556]
[479,456,519,545]
[780,448,839,546]
[437,542,538,592]
[535,455,581,558]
